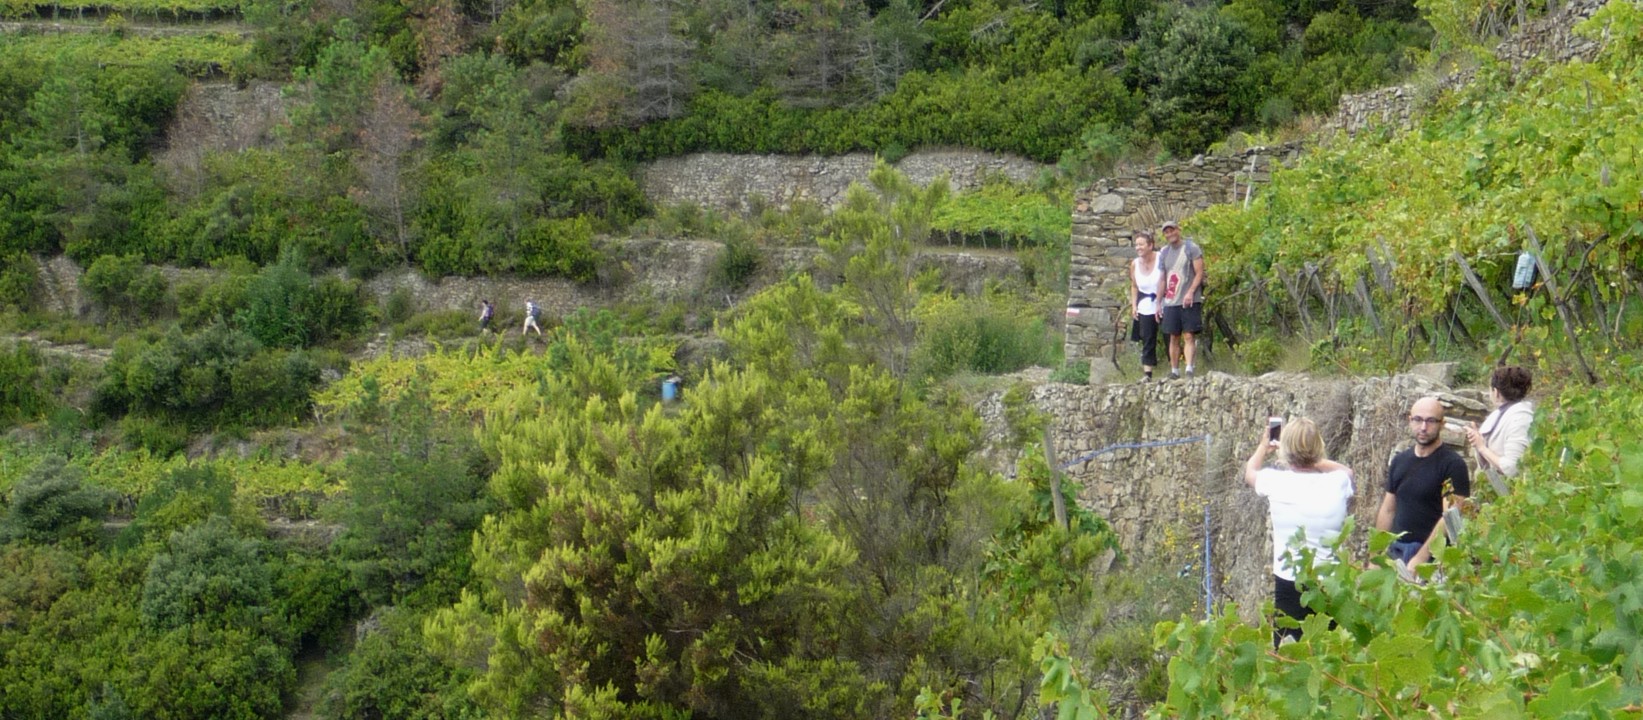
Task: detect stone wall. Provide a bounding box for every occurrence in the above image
[1324,0,1612,136]
[356,240,1023,317]
[638,150,1048,212]
[978,369,1488,621]
[31,239,1023,322]
[153,80,287,191]
[1062,145,1304,377]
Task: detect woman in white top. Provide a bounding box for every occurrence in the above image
[1465,365,1535,497]
[1130,232,1162,382]
[1243,416,1354,646]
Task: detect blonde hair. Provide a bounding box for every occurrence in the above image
[1278,417,1326,469]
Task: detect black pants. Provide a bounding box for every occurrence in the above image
[1135,314,1159,367]
[1273,575,1314,647]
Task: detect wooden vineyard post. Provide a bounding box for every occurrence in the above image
[1042,427,1069,531]
[1304,262,1338,328]
[1371,239,1396,292]
[1451,252,1511,332]
[1278,268,1315,336]
[1352,274,1382,334]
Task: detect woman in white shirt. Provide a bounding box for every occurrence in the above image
[1243,416,1354,646]
[1465,365,1534,497]
[1130,232,1162,382]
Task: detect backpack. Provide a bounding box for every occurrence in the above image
[528,302,540,319]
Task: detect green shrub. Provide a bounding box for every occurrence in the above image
[317,608,481,720]
[97,324,329,428]
[81,254,172,323]
[235,251,370,350]
[395,309,474,340]
[122,464,252,546]
[118,414,190,456]
[174,258,256,327]
[271,548,358,647]
[329,379,491,608]
[382,286,417,325]
[139,516,271,631]
[515,216,601,281]
[0,343,51,427]
[1240,335,1281,374]
[227,347,321,425]
[1049,359,1091,385]
[0,456,117,544]
[914,297,1055,379]
[713,229,762,291]
[0,253,40,311]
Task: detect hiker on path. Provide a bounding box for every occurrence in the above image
[523,300,543,336]
[479,299,494,334]
[1245,416,1354,647]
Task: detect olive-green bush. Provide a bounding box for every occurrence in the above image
[96,324,329,428]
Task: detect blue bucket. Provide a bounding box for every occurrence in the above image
[662,378,680,402]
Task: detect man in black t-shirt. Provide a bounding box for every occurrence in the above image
[1376,396,1470,564]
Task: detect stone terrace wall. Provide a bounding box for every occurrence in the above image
[1325,0,1612,136]
[359,241,1021,318]
[154,80,287,174]
[639,150,1048,213]
[32,240,1022,321]
[979,370,1489,621]
[1063,145,1304,378]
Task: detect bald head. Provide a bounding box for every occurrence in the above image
[1411,397,1444,420]
[1408,396,1446,450]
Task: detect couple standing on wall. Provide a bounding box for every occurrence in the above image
[1130,221,1205,382]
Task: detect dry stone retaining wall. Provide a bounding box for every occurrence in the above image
[979,370,1489,621]
[1324,0,1612,136]
[154,80,287,178]
[31,239,1023,322]
[638,150,1048,213]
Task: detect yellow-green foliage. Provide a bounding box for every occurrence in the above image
[315,346,546,418]
[3,32,248,76]
[3,0,242,17]
[316,341,678,420]
[0,442,336,501]
[1192,1,1643,323]
[931,181,1072,248]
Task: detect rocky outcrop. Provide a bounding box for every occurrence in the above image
[979,370,1489,621]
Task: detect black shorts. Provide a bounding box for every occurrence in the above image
[1161,304,1203,335]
